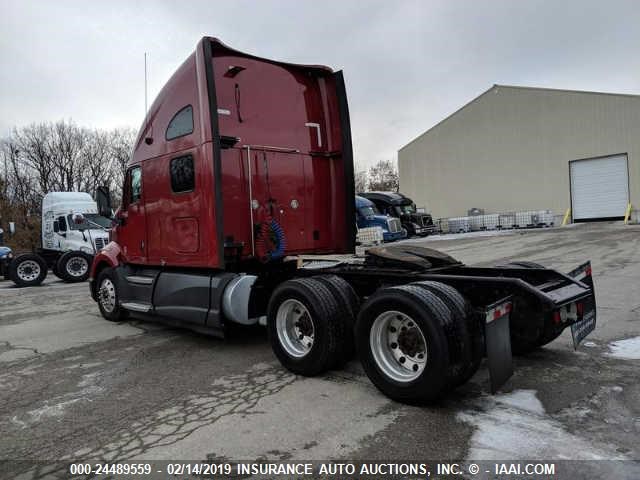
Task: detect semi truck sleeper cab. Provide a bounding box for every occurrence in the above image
[90,37,597,404]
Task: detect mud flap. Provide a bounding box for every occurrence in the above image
[567,261,597,349]
[484,297,514,394]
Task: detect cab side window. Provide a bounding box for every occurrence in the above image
[122,166,142,208]
[166,105,193,140]
[130,166,142,203]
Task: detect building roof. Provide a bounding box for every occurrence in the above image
[399,84,640,152]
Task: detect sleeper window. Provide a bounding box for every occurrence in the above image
[170,155,195,193]
[166,105,194,140]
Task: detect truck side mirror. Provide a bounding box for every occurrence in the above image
[96,186,112,218]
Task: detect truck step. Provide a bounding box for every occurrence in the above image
[121,302,152,313]
[125,275,154,285]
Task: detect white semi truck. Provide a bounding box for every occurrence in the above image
[8,192,111,287]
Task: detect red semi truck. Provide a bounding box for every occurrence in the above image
[89,37,596,403]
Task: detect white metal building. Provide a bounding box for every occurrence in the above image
[398,85,639,221]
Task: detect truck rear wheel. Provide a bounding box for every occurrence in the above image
[314,275,359,363]
[9,253,47,287]
[411,281,482,387]
[96,268,128,322]
[57,251,92,283]
[355,285,455,404]
[267,278,343,376]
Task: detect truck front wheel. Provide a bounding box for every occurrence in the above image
[96,268,128,322]
[9,253,48,287]
[57,251,92,283]
[267,278,343,376]
[355,285,454,404]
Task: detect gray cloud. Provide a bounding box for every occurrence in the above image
[2,0,640,170]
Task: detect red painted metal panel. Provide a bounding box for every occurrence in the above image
[114,37,352,270]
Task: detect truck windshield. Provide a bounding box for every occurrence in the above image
[395,205,416,214]
[67,214,112,230]
[359,206,379,217]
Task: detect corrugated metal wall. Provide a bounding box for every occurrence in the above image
[398,86,640,218]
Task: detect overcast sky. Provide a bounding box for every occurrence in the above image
[2,0,640,169]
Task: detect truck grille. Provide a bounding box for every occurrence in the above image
[94,237,107,251]
[420,216,433,227]
[387,218,402,233]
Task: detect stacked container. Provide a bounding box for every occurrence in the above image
[448,217,471,233]
[499,213,516,229]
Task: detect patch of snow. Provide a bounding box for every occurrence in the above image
[606,337,640,360]
[492,389,545,414]
[458,389,625,460]
[27,398,83,421]
[583,341,598,347]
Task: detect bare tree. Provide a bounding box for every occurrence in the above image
[0,120,136,250]
[367,159,399,192]
[107,127,136,205]
[354,162,368,193]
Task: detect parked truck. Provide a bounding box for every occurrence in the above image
[356,196,406,242]
[8,192,111,287]
[0,246,13,280]
[89,37,596,403]
[360,191,436,237]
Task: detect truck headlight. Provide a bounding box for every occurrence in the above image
[80,246,93,254]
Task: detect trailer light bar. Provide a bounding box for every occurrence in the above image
[486,300,513,323]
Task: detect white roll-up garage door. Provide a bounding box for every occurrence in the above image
[570,154,629,220]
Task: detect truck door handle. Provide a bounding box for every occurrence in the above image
[305,122,322,147]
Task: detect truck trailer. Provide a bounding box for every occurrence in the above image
[89,37,596,403]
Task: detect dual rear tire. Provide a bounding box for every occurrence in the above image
[8,253,48,287]
[267,276,477,404]
[355,282,478,403]
[267,276,355,376]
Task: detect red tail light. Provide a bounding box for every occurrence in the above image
[576,302,584,316]
[585,266,592,276]
[553,311,562,324]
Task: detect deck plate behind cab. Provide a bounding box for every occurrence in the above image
[364,245,462,271]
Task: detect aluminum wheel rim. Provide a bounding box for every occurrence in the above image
[17,260,40,282]
[276,299,314,358]
[66,256,89,277]
[370,310,428,382]
[99,278,116,313]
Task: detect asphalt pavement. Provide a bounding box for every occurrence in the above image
[1,222,639,478]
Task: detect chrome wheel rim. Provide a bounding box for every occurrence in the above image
[17,260,40,282]
[66,256,89,278]
[370,310,427,382]
[276,299,314,358]
[99,278,116,313]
